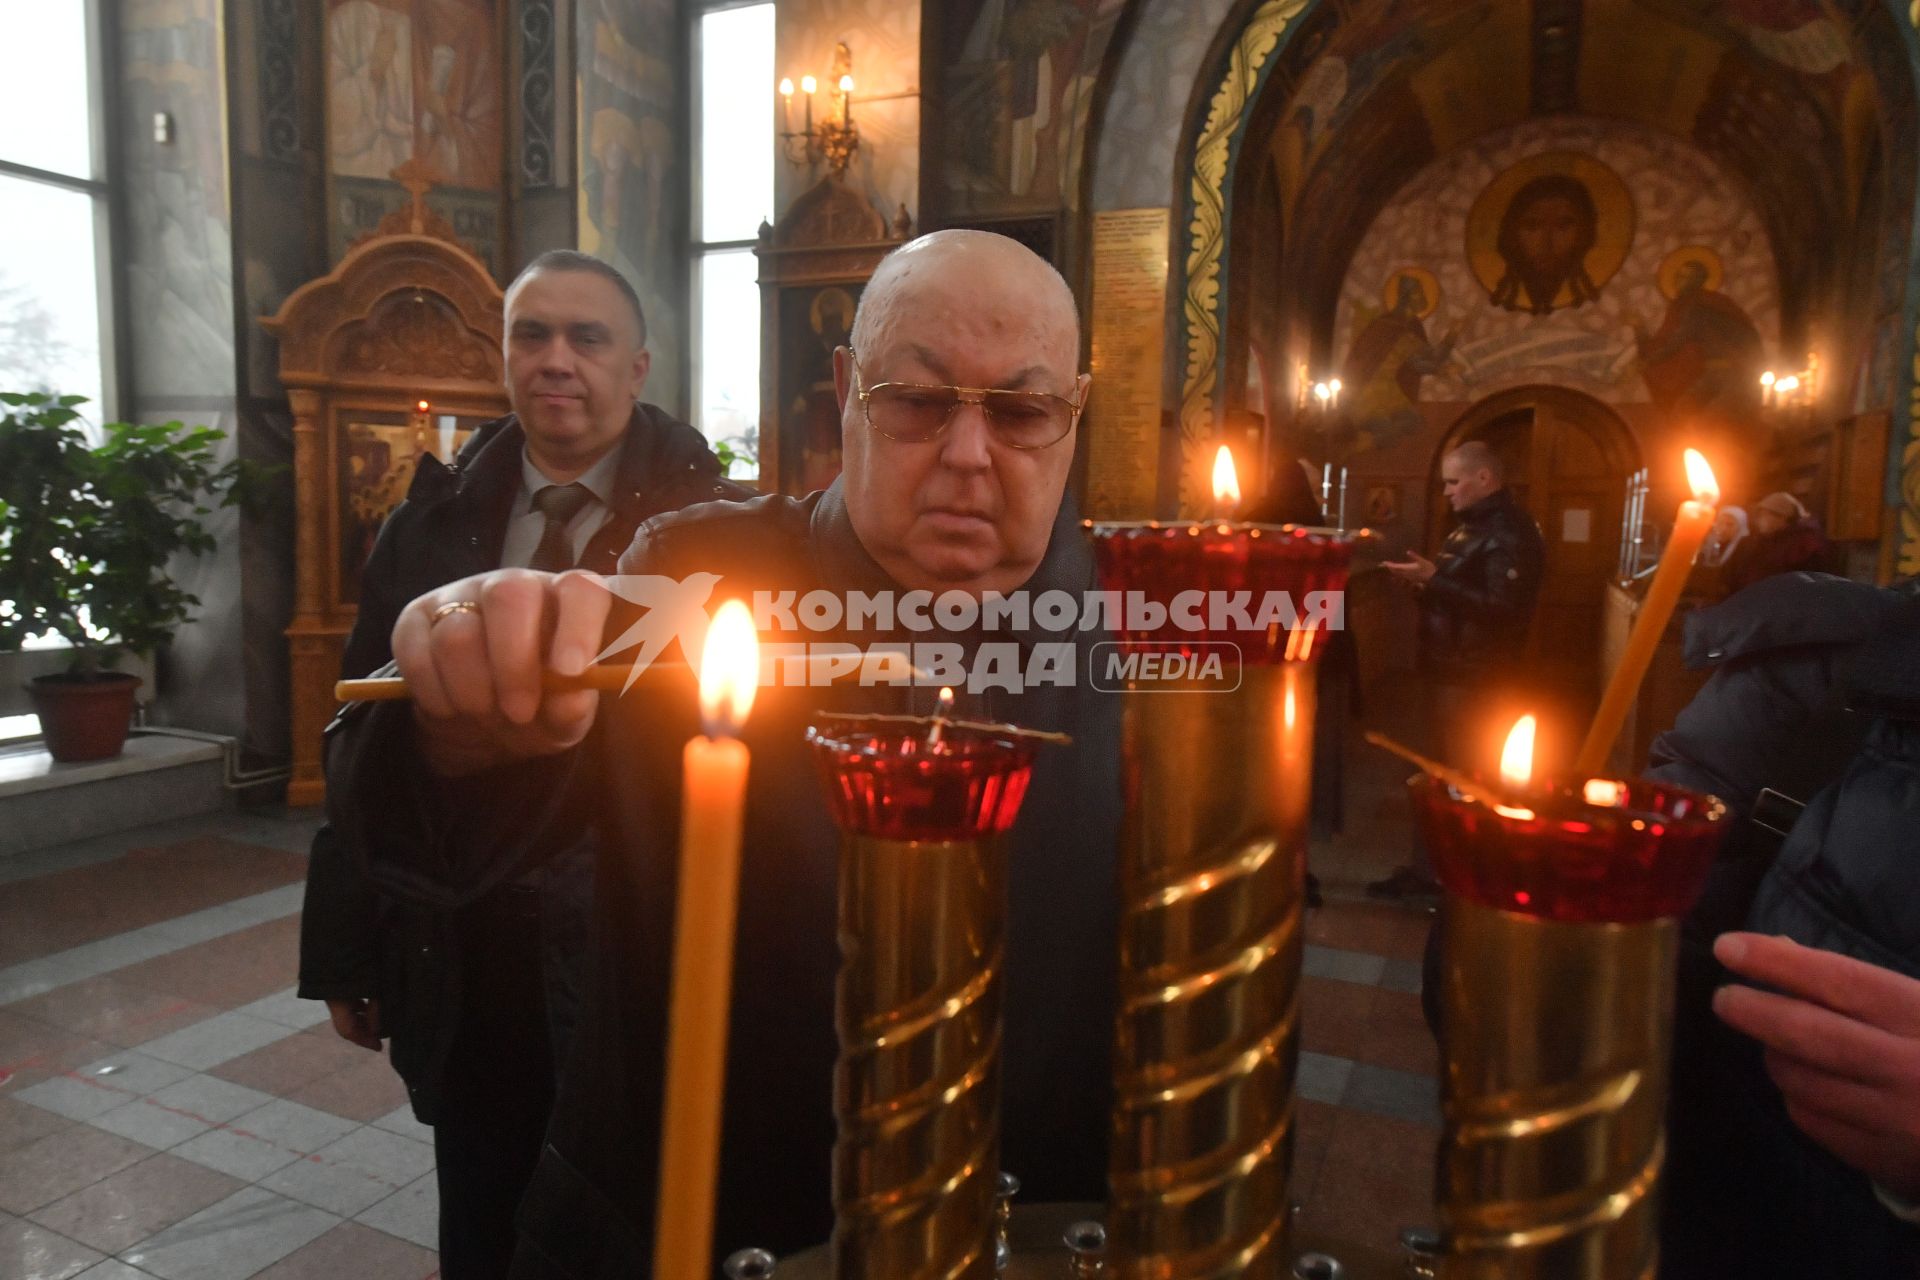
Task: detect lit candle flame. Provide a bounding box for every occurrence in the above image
[1313,381,1331,403]
[1583,779,1625,807]
[1682,448,1719,505]
[800,74,817,95]
[416,399,429,412]
[1775,374,1799,394]
[1758,370,1776,388]
[779,77,794,96]
[1212,445,1240,510]
[1499,715,1536,790]
[838,74,854,92]
[927,685,954,749]
[698,600,759,738]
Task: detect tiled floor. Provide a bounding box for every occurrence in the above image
[1,808,437,1280]
[1,708,1446,1279]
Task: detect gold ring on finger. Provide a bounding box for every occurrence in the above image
[430,600,482,624]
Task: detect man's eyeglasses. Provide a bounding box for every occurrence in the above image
[850,351,1082,451]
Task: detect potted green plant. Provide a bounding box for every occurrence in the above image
[0,392,254,762]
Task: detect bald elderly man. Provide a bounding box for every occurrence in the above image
[325,231,1121,1274]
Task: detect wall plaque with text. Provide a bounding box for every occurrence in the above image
[1086,208,1171,519]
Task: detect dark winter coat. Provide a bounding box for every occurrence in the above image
[1648,576,1920,1279]
[325,479,1124,1275]
[1416,486,1546,679]
[297,405,746,1122]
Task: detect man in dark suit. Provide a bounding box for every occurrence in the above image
[1372,440,1546,901]
[297,250,747,1279]
[323,230,1123,1275]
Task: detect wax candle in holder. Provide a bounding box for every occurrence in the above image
[1413,723,1727,1279]
[1085,451,1366,1279]
[807,707,1064,1280]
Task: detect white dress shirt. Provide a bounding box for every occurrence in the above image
[497,445,623,570]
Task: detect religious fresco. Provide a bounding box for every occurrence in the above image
[776,284,862,494]
[1340,268,1458,452]
[1712,0,1850,75]
[325,0,504,268]
[337,413,479,604]
[938,0,1126,217]
[1636,246,1765,423]
[1265,1,1497,212]
[578,0,682,413]
[1467,153,1633,316]
[1331,118,1780,452]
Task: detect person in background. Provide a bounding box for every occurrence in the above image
[1726,491,1831,592]
[1700,504,1747,567]
[1369,440,1545,901]
[1649,575,1920,1277]
[298,251,747,1280]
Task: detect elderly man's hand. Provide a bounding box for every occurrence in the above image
[391,568,611,777]
[1714,931,1920,1204]
[1383,552,1437,586]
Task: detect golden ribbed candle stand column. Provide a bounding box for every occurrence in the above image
[1412,776,1728,1280]
[1087,521,1363,1280]
[808,713,1057,1280]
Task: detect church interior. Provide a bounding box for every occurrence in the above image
[3,1,1918,1277]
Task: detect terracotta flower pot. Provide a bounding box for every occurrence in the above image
[27,671,143,763]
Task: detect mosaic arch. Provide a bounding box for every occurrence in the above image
[1096,0,1920,559]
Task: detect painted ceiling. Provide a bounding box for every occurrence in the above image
[1250,0,1916,333]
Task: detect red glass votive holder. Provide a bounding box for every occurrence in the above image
[1415,773,1729,1278]
[1412,774,1727,924]
[807,714,1053,1280]
[1082,521,1367,663]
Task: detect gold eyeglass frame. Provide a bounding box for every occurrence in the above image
[848,350,1085,450]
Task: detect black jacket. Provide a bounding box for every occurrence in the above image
[326,480,1124,1275]
[1649,577,1920,1279]
[298,404,746,1121]
[1417,486,1545,679]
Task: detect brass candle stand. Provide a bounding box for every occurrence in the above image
[1411,775,1727,1280]
[808,712,1064,1280]
[1086,521,1363,1279]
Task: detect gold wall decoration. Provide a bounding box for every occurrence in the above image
[1087,208,1171,519]
[1177,0,1307,515]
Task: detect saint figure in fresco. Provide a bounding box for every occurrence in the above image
[1490,174,1602,315]
[1634,249,1765,424]
[1342,270,1458,453]
[786,287,857,493]
[953,0,1113,203]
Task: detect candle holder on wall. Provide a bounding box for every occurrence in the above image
[779,42,860,174]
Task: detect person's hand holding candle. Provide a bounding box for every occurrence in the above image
[390,568,613,777]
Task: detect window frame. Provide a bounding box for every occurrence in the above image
[688,0,775,480]
[0,0,123,426]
